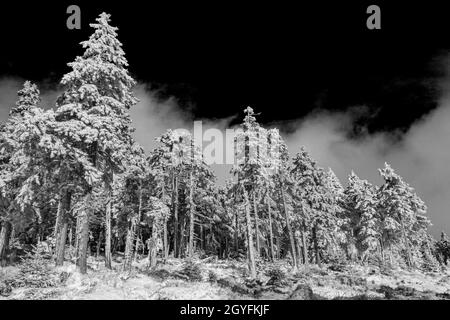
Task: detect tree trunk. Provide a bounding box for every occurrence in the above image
[134,186,144,262]
[312,225,321,268]
[77,194,91,274]
[199,224,204,251]
[123,185,142,271]
[399,215,413,268]
[180,217,187,258]
[149,219,158,268]
[276,236,281,259]
[253,192,260,257]
[0,221,12,267]
[243,188,256,278]
[379,238,385,266]
[56,221,69,266]
[55,191,71,266]
[53,201,62,239]
[133,229,142,262]
[96,230,103,258]
[161,178,169,261]
[74,214,80,260]
[123,218,137,271]
[281,181,297,270]
[301,223,309,266]
[134,232,141,262]
[104,195,112,269]
[267,196,275,262]
[163,217,168,260]
[68,226,73,248]
[8,225,16,264]
[234,209,239,254]
[188,170,195,258]
[112,236,118,255]
[295,232,303,265]
[173,174,179,258]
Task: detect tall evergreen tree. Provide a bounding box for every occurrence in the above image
[378,163,430,268]
[54,13,138,273]
[290,148,340,266]
[343,171,380,263]
[0,81,46,266]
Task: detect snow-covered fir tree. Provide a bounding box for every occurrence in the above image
[377,163,430,268]
[289,148,341,267]
[343,171,380,263]
[53,12,138,273]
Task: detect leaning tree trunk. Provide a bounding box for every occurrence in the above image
[77,194,91,274]
[243,188,256,278]
[55,191,72,266]
[281,181,297,270]
[266,196,275,262]
[188,170,195,258]
[0,221,12,267]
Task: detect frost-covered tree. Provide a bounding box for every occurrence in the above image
[121,143,148,271]
[378,163,430,268]
[10,81,41,117]
[147,129,216,261]
[436,231,450,265]
[232,107,279,276]
[0,81,48,266]
[343,171,380,263]
[54,13,138,273]
[290,148,341,267]
[145,196,170,267]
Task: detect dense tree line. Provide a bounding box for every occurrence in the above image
[0,13,448,275]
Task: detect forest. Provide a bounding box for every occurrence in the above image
[1,13,450,300]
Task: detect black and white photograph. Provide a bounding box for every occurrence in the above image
[1,1,450,309]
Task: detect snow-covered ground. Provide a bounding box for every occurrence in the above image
[1,257,450,300]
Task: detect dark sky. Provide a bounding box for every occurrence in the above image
[2,1,450,235]
[1,1,449,131]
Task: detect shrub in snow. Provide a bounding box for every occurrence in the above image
[0,280,12,297]
[265,266,287,286]
[179,260,203,282]
[12,246,58,288]
[208,270,218,283]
